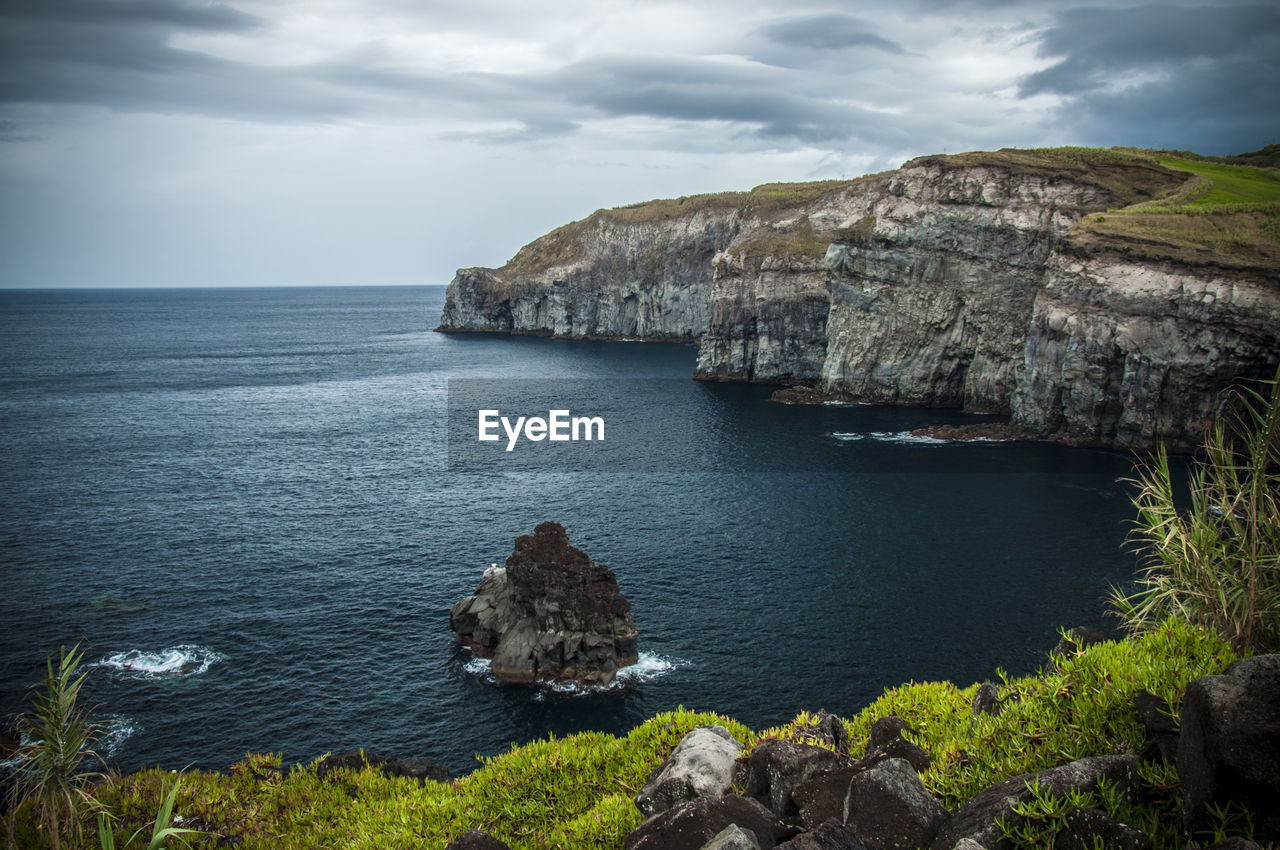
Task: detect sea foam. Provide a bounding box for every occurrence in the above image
[460,651,679,696]
[96,645,223,680]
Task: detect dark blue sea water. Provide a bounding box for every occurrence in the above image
[1,286,1151,776]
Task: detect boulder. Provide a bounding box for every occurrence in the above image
[745,739,849,817]
[866,717,913,752]
[625,794,792,850]
[863,716,931,774]
[450,522,639,685]
[1055,808,1151,850]
[703,824,763,850]
[931,754,1140,849]
[794,766,861,829]
[794,712,850,756]
[791,717,934,830]
[1178,655,1280,837]
[636,725,743,816]
[843,758,947,850]
[445,830,512,850]
[1134,690,1178,764]
[777,818,868,849]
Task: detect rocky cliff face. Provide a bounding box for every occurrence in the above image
[438,148,1280,449]
[439,202,743,341]
[438,182,869,382]
[820,156,1182,413]
[1013,247,1280,449]
[693,181,883,383]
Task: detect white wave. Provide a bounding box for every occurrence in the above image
[98,714,139,759]
[459,650,680,695]
[462,655,495,681]
[96,645,223,679]
[821,400,867,407]
[827,430,1002,445]
[616,652,677,683]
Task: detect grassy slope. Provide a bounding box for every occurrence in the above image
[50,621,1246,849]
[1066,151,1280,273]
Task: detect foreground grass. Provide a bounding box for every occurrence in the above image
[7,621,1239,849]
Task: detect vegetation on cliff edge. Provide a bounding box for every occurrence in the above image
[1067,147,1280,272]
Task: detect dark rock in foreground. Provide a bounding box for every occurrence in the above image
[843,757,947,850]
[1055,808,1152,850]
[445,829,512,850]
[1178,655,1280,838]
[449,522,639,685]
[625,794,791,850]
[931,754,1140,849]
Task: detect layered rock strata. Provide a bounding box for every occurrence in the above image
[1011,248,1280,449]
[449,522,639,685]
[438,148,1280,449]
[439,202,743,341]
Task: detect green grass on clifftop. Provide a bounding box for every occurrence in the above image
[13,621,1240,849]
[1067,149,1280,272]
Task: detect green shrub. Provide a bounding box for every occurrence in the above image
[1111,366,1280,654]
[4,645,103,850]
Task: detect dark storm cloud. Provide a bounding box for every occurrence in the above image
[2,0,261,32]
[1019,4,1280,153]
[1022,4,1280,95]
[0,0,352,119]
[536,53,911,145]
[757,13,906,54]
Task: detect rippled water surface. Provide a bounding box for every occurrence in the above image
[1,286,1149,775]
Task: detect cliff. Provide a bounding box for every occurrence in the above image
[437,146,1280,449]
[438,194,744,341]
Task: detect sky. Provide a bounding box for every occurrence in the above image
[1,0,1277,288]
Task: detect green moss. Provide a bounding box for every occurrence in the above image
[754,620,1233,811]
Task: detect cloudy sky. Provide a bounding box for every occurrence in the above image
[1,0,1277,288]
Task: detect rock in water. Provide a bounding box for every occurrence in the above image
[449,522,639,685]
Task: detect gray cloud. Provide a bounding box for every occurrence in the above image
[0,118,35,142]
[1019,4,1280,153]
[757,13,906,53]
[1023,3,1280,95]
[0,1,352,120]
[2,0,261,31]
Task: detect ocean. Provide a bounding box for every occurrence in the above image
[0,285,1152,776]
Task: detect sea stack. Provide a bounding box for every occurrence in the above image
[449,522,639,685]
